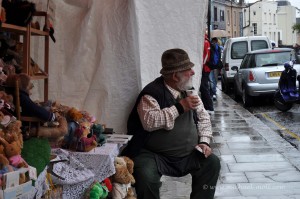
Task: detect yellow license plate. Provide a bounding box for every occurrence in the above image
[268,72,281,77]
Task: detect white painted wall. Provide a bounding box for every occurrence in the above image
[244,1,279,44]
[277,5,297,45]
[260,1,278,42]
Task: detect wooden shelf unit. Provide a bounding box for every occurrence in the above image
[0,11,50,101]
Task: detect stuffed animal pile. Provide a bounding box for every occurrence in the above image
[0,116,29,187]
[0,86,105,153]
[48,104,106,152]
[111,156,136,199]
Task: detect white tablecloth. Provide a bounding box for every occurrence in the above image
[51,143,120,198]
[68,143,120,182]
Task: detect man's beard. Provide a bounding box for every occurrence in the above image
[176,73,193,91]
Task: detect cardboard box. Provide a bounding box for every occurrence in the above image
[2,168,30,190]
[1,181,33,199]
[0,168,33,199]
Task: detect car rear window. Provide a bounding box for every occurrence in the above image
[231,41,247,59]
[255,51,291,67]
[251,40,269,51]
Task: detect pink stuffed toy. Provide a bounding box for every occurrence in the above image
[75,122,97,152]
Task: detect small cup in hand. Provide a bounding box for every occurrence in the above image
[186,89,200,109]
[186,89,198,97]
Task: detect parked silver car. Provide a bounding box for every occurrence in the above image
[231,48,300,107]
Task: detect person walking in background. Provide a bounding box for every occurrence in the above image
[209,37,222,101]
[200,34,214,113]
[122,48,220,199]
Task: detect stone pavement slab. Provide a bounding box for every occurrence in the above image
[160,88,300,199]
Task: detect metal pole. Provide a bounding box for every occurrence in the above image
[231,0,233,38]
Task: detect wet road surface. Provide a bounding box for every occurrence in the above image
[225,82,300,151]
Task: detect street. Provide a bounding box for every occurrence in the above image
[221,82,300,151]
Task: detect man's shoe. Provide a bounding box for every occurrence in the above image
[213,95,217,101]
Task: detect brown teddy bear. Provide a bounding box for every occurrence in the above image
[111,156,136,199]
[0,153,14,186]
[3,120,23,148]
[0,137,28,168]
[0,91,14,109]
[0,91,16,128]
[0,152,27,186]
[67,107,83,122]
[37,115,68,139]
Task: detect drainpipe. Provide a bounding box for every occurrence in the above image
[231,1,233,38]
[208,0,211,40]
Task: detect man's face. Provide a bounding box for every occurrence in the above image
[175,69,194,91]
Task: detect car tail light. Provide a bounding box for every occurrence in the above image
[225,63,229,71]
[249,71,255,82]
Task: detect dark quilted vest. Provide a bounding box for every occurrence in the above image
[122,76,198,158]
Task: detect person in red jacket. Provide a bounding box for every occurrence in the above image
[200,34,214,113]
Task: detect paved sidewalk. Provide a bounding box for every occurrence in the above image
[160,88,300,199]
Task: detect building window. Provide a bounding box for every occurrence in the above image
[220,10,224,21]
[252,23,257,35]
[253,11,256,15]
[273,14,276,24]
[214,6,218,21]
[234,11,236,26]
[227,10,230,25]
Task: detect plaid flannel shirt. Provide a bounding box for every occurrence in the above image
[137,83,212,144]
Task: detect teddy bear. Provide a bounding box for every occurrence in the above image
[0,119,23,157]
[37,115,68,139]
[75,121,97,152]
[111,156,136,199]
[36,100,70,119]
[80,110,96,123]
[0,144,4,155]
[67,107,83,122]
[0,137,28,168]
[0,91,14,110]
[0,150,28,186]
[3,120,23,148]
[0,153,14,186]
[0,91,16,128]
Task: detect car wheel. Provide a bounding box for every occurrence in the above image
[242,87,253,107]
[233,83,240,101]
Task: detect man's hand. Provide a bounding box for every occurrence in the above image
[179,96,200,112]
[196,143,212,158]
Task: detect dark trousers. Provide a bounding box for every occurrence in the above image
[133,150,220,199]
[200,72,214,111]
